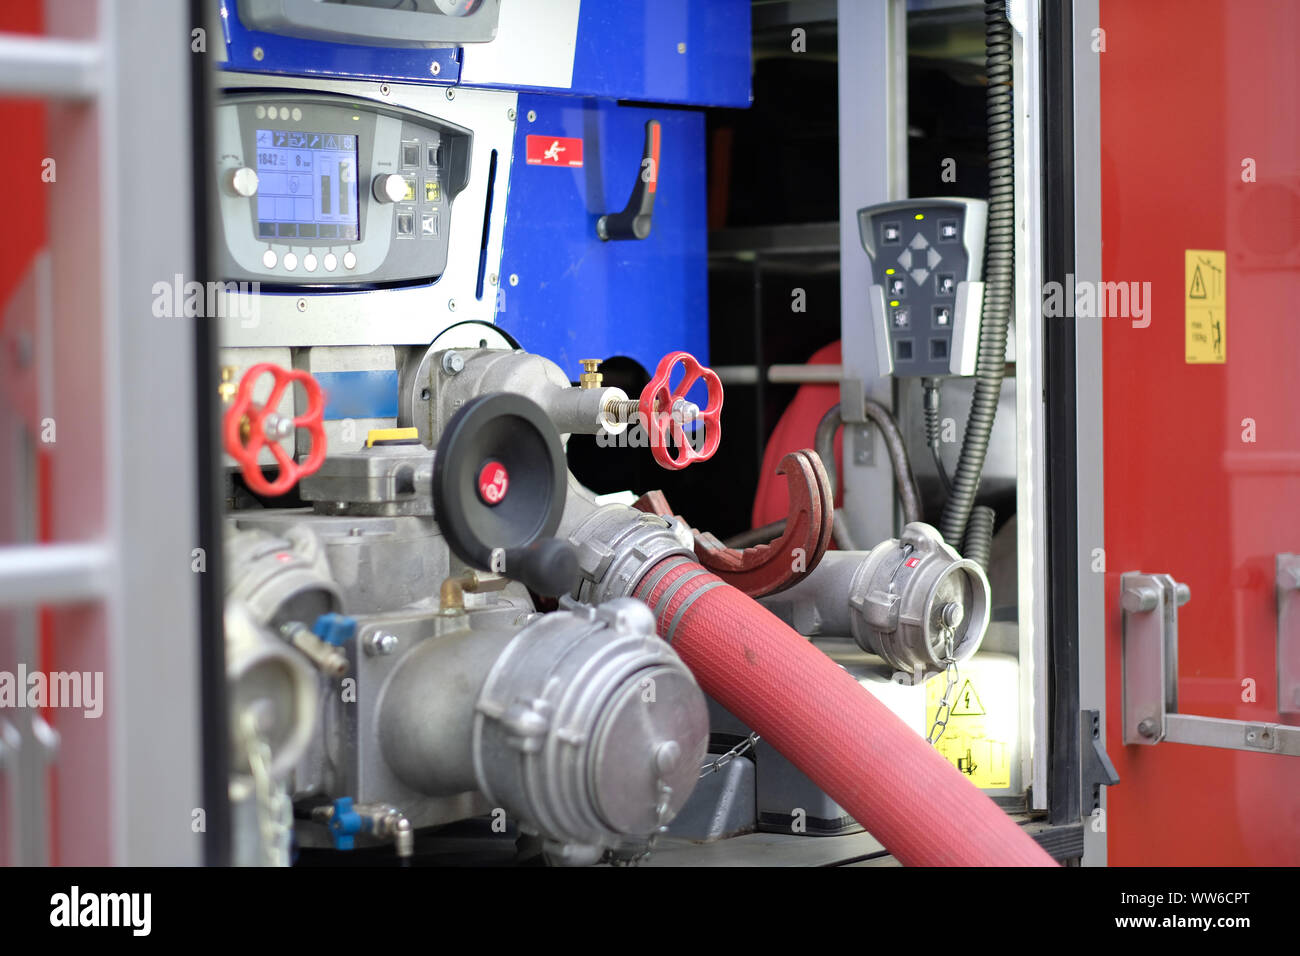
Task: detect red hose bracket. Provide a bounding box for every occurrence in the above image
[633,449,833,597]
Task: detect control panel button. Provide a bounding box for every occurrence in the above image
[303,253,318,272]
[396,211,415,237]
[373,173,408,204]
[936,273,956,296]
[934,305,952,327]
[938,219,960,242]
[421,212,439,238]
[283,252,298,272]
[882,222,902,244]
[323,253,338,272]
[892,306,910,329]
[888,275,906,297]
[224,166,259,198]
[895,338,913,361]
[262,249,277,269]
[402,141,420,168]
[343,251,357,270]
[930,338,949,360]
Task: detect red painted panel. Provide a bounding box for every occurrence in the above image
[1100,0,1300,864]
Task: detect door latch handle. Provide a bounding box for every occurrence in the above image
[597,120,660,241]
[1121,570,1300,757]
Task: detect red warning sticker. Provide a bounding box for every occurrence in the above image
[905,557,921,568]
[478,461,509,505]
[526,135,584,168]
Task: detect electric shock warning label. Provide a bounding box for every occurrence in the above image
[1185,249,1226,363]
[926,675,1011,789]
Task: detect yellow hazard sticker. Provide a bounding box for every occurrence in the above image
[926,675,1011,789]
[1185,249,1226,364]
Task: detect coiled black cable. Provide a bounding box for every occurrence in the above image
[939,0,1014,549]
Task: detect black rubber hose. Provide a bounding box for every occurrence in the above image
[939,1,1014,547]
[816,402,922,526]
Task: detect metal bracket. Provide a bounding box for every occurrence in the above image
[1121,571,1300,757]
[1080,709,1119,813]
[1276,553,1300,714]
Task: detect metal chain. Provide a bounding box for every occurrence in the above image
[926,629,960,746]
[613,779,674,868]
[240,711,293,867]
[699,732,760,779]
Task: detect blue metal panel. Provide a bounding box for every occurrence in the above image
[569,0,751,107]
[315,370,400,420]
[496,94,709,383]
[218,0,462,85]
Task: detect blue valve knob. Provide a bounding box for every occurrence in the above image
[313,613,357,647]
[329,796,363,851]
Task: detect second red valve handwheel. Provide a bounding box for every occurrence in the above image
[638,351,723,470]
[223,363,327,497]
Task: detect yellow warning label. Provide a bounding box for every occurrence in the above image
[926,675,1011,789]
[1185,249,1226,364]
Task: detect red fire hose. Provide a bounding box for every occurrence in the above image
[636,556,1056,867]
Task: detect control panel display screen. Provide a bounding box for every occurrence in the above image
[255,129,360,241]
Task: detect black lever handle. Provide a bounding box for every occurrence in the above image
[597,120,661,241]
[503,537,580,598]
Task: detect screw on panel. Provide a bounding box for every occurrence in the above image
[488,273,498,286]
[380,84,391,96]
[252,46,265,61]
[296,298,308,313]
[441,351,465,375]
[364,632,400,657]
[446,88,456,101]
[508,274,519,287]
[448,298,457,312]
[526,110,537,123]
[507,108,516,121]
[677,42,687,54]
[430,61,441,76]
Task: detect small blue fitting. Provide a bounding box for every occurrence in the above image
[313,613,357,647]
[329,796,364,851]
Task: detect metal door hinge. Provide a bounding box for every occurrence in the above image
[1276,553,1300,714]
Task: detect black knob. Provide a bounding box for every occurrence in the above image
[597,120,660,241]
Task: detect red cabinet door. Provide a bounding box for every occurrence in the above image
[1100,0,1300,864]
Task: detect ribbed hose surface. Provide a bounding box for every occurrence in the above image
[962,504,996,570]
[939,1,1014,547]
[636,557,1055,867]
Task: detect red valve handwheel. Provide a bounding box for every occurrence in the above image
[638,351,723,471]
[223,363,327,497]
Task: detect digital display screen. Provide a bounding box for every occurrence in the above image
[255,129,359,241]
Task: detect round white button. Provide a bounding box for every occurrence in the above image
[262,249,277,269]
[303,253,318,272]
[267,106,279,120]
[343,251,357,270]
[323,253,338,272]
[291,107,302,121]
[283,252,298,271]
[255,105,266,119]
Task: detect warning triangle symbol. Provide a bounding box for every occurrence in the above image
[1189,266,1207,299]
[951,679,986,716]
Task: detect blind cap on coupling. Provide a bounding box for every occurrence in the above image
[848,522,991,681]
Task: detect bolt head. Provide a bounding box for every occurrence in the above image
[507,108,516,121]
[526,109,537,123]
[430,61,441,75]
[252,46,264,61]
[1137,718,1159,738]
[365,632,399,657]
[941,602,964,628]
[442,351,465,374]
[445,88,455,101]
